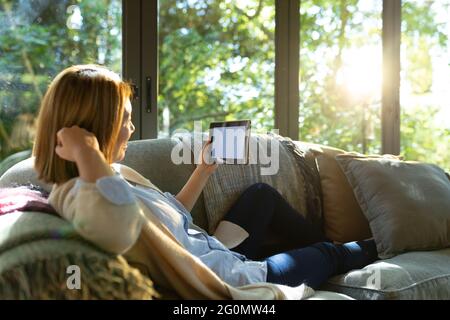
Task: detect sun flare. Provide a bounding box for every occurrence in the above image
[336,47,382,102]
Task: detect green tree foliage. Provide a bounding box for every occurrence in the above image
[401,106,450,169]
[0,0,448,171]
[400,0,449,170]
[299,0,380,153]
[0,0,121,161]
[158,0,275,135]
[299,0,448,170]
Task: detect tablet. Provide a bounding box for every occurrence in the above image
[209,120,251,164]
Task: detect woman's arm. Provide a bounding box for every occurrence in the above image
[175,141,218,212]
[50,126,144,254]
[55,126,115,182]
[50,177,144,255]
[175,166,213,212]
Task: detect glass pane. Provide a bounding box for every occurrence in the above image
[299,0,382,154]
[401,0,450,171]
[158,0,275,137]
[0,0,122,168]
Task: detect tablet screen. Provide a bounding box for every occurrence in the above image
[210,120,250,164]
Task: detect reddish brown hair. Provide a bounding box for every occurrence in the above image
[33,65,132,184]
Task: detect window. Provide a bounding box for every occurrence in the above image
[1,0,447,172]
[158,0,275,137]
[400,0,450,171]
[0,0,122,167]
[299,0,382,153]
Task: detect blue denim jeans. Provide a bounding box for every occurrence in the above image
[223,183,378,289]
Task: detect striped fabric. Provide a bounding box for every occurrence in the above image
[175,132,323,234]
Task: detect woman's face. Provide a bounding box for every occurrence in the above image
[112,98,135,162]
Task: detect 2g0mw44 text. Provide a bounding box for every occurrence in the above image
[173,304,276,317]
[217,304,276,315]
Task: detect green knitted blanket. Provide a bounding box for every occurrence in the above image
[0,211,158,300]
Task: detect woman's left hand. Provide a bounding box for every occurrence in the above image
[176,139,219,211]
[197,140,219,176]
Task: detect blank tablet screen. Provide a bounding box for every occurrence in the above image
[209,120,250,163]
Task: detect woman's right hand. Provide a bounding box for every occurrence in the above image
[55,126,101,162]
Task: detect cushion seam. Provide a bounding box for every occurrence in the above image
[327,272,450,294]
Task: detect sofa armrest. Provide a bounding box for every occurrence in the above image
[0,211,158,300]
[0,157,53,192]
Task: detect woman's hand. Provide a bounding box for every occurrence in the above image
[197,139,219,176]
[175,139,219,212]
[55,126,101,162]
[55,125,114,183]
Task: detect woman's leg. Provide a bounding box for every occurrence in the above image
[265,239,379,289]
[221,183,327,259]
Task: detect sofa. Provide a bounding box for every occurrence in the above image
[0,137,449,300]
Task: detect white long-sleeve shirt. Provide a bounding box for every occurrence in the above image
[58,172,267,287]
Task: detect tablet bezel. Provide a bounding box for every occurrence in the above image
[209,120,251,165]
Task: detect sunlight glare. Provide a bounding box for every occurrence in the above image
[336,47,381,102]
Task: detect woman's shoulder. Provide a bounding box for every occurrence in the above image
[47,177,79,212]
[111,163,161,192]
[50,177,77,194]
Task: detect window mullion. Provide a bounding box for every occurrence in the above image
[382,0,401,155]
[141,0,158,139]
[275,0,299,140]
[289,0,300,140]
[123,0,142,140]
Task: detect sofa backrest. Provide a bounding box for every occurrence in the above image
[120,138,208,229]
[0,138,209,230]
[0,138,346,234]
[0,157,53,192]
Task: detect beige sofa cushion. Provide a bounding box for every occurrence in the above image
[313,145,372,243]
[336,155,450,259]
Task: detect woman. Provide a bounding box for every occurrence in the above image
[34,65,378,293]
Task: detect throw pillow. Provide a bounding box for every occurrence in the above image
[336,155,450,259]
[314,146,373,243]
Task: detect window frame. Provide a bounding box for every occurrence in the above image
[276,0,299,139]
[125,0,404,155]
[382,0,401,155]
[123,0,158,140]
